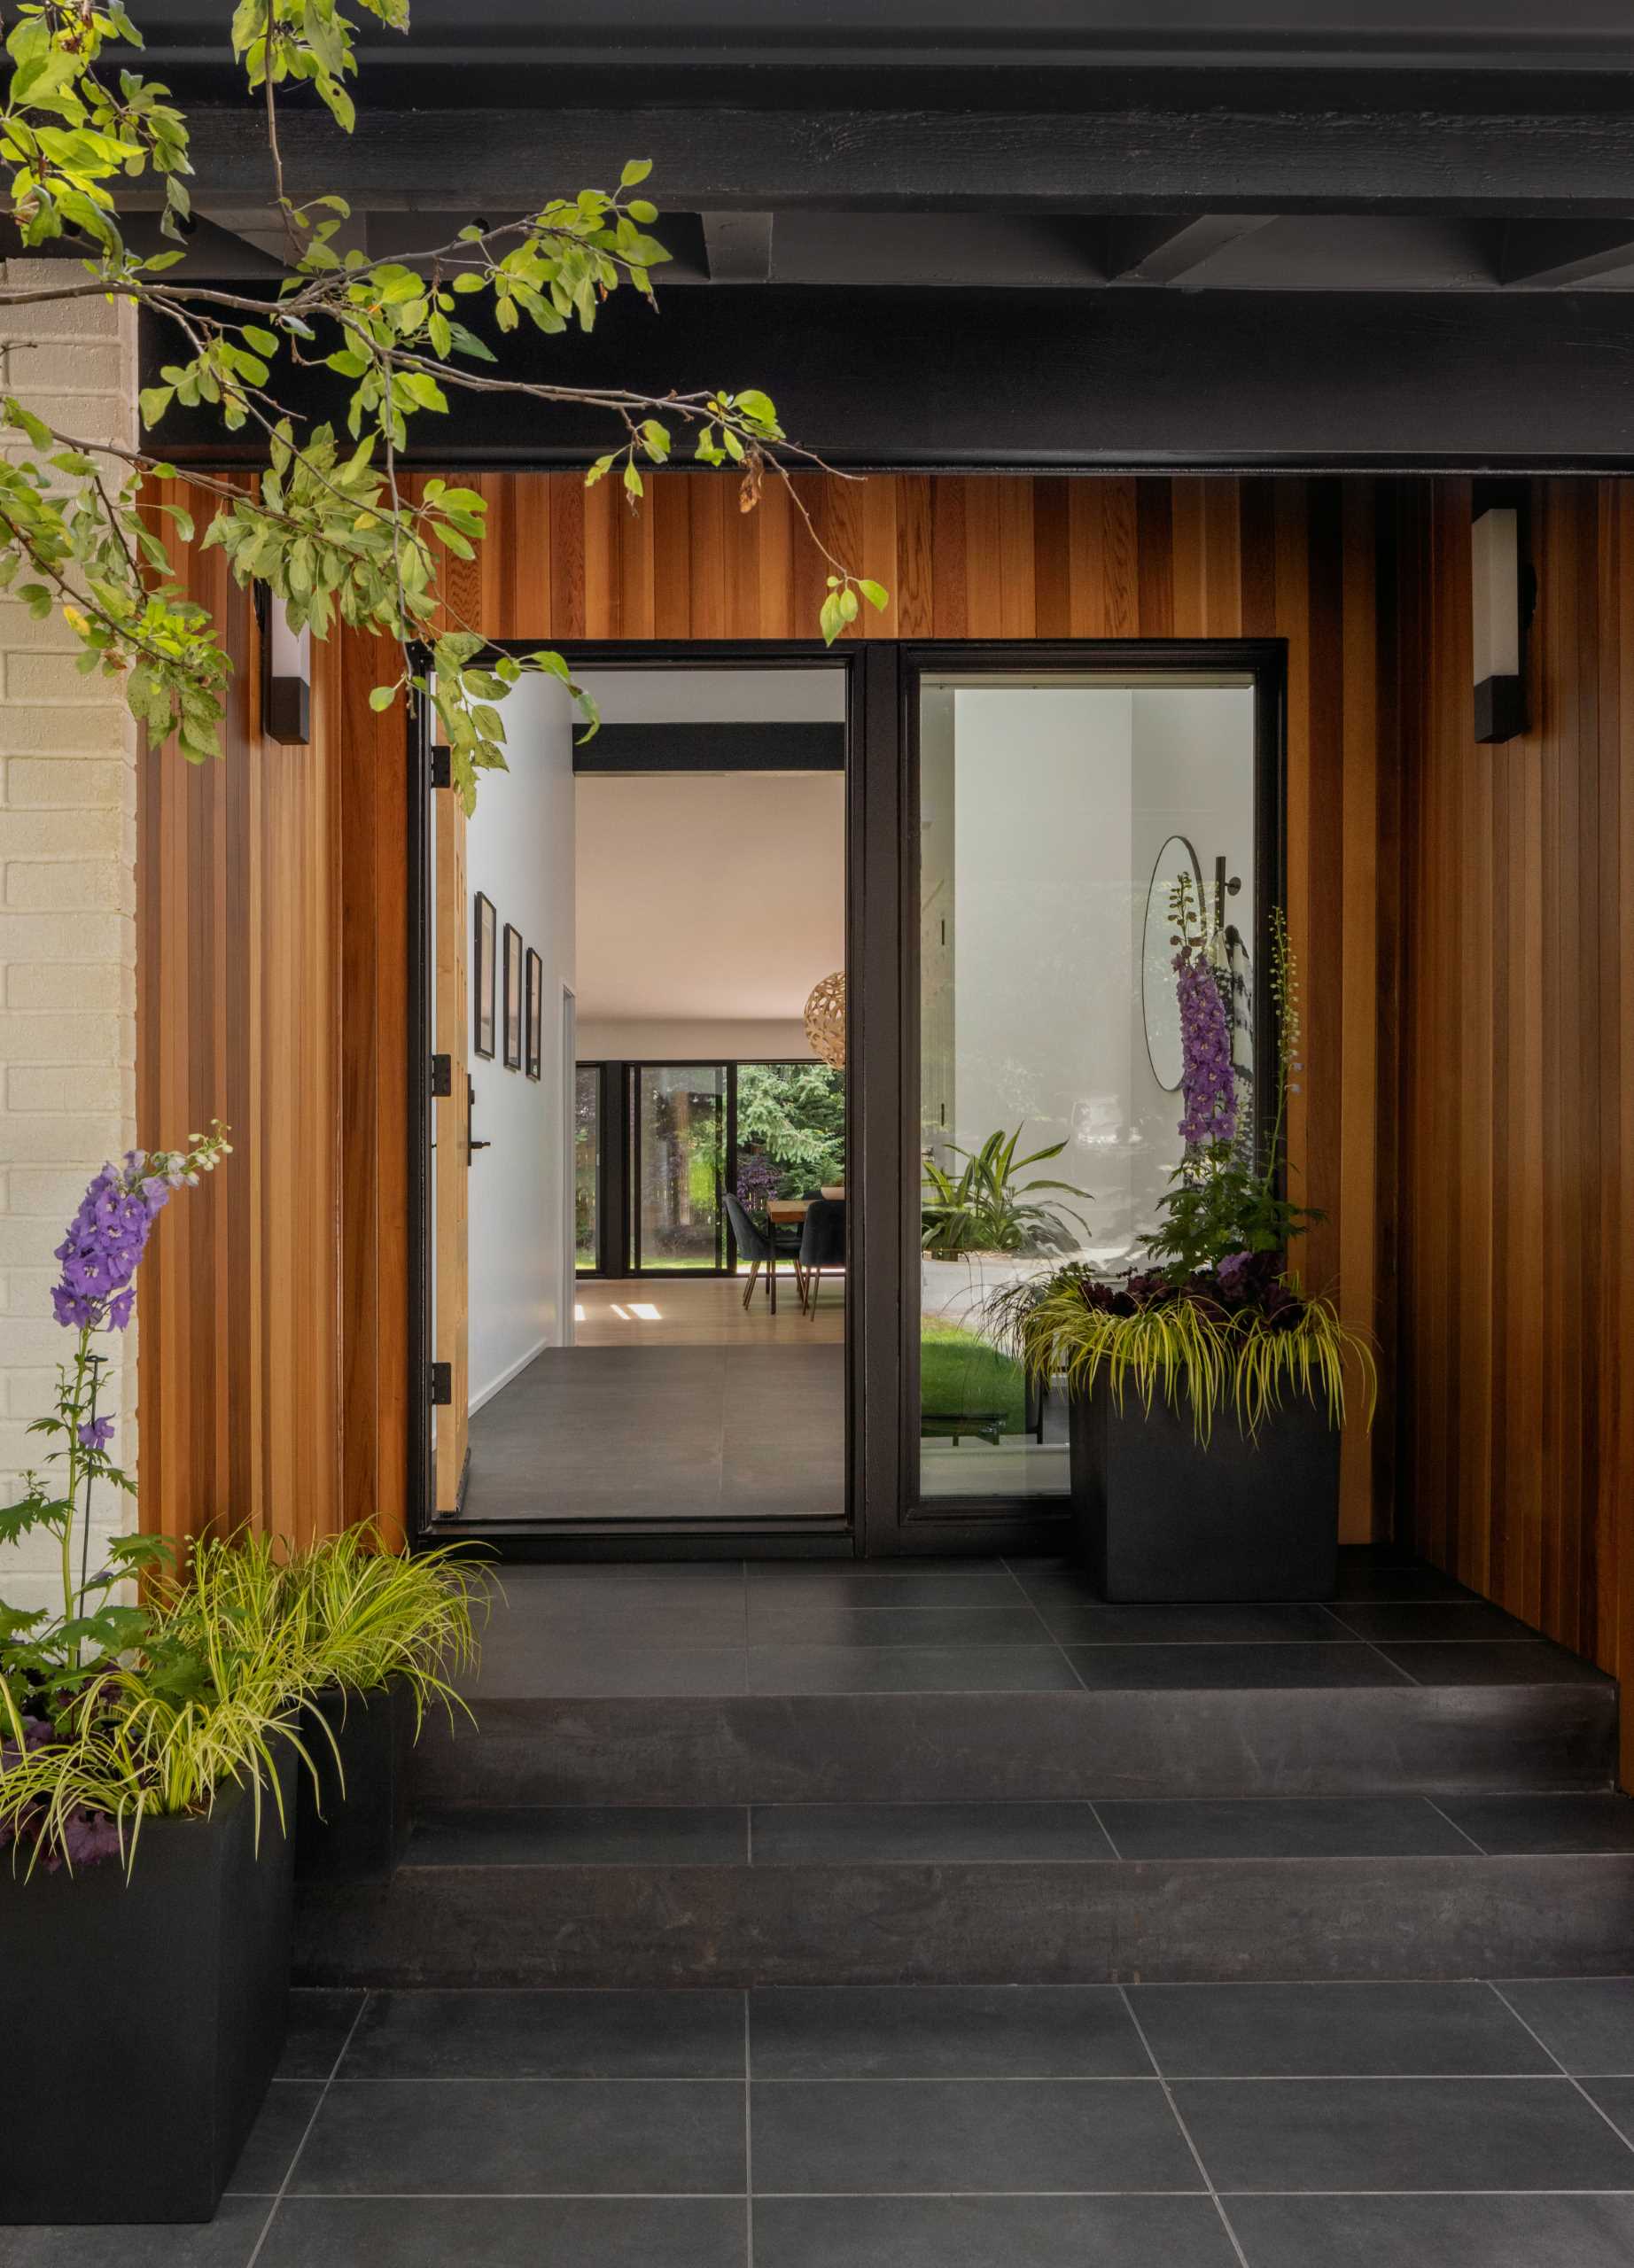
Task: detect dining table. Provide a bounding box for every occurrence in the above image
[766,1190,845,1227]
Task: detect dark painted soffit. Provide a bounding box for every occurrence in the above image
[141,286,1634,474]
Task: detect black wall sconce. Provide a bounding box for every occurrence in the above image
[1472,503,1536,744]
[254,581,312,745]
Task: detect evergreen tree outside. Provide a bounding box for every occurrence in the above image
[735,1062,845,1200]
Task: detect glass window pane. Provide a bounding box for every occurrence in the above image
[636,1064,727,1270]
[735,1061,846,1208]
[918,675,1257,1502]
[574,1065,600,1272]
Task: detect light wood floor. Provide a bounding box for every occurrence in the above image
[572,1271,845,1348]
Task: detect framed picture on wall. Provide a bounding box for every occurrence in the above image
[525,948,543,1080]
[502,922,524,1068]
[473,892,496,1060]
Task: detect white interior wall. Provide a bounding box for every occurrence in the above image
[949,687,1134,1256]
[466,674,574,1409]
[937,682,1257,1270]
[1128,688,1257,1179]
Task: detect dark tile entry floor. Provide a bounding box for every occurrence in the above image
[463,1548,1614,1698]
[460,1340,845,1525]
[12,1978,1634,2265]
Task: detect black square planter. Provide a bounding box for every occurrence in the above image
[0,1774,292,2224]
[1069,1384,1342,1601]
[295,1678,415,1885]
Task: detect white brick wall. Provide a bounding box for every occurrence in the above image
[0,264,139,1617]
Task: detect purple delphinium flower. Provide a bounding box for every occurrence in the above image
[76,1416,114,1453]
[1174,947,1239,1150]
[50,1152,177,1335]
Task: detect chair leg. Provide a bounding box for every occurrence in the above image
[742,1262,759,1311]
[769,1252,777,1315]
[807,1266,821,1316]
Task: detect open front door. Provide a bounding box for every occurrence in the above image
[432,769,470,1515]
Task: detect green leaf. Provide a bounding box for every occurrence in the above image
[858,579,891,613]
[368,684,398,711]
[619,158,653,187]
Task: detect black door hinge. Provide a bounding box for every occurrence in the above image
[431,1052,452,1097]
[430,745,451,789]
[430,1361,452,1406]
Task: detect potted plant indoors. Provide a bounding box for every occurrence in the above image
[1003,905,1375,1602]
[921,1125,1092,1333]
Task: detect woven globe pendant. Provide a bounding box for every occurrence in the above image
[804,970,846,1068]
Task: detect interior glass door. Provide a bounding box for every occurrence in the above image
[633,1062,728,1273]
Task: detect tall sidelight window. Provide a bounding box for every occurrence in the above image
[634,1063,728,1271]
[917,672,1258,1504]
[574,1065,601,1273]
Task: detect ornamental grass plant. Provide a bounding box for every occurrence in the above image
[168,1524,490,1731]
[1001,1252,1375,1445]
[0,1131,488,1875]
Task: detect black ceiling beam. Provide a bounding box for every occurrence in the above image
[1500,217,1634,285]
[701,213,775,284]
[1102,215,1274,283]
[142,285,1634,473]
[126,0,1634,99]
[573,722,844,774]
[139,105,1634,219]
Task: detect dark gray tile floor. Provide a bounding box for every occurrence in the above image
[13,1979,1634,2265]
[461,1549,1617,1699]
[461,1342,846,1525]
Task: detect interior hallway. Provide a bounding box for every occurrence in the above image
[461,1276,845,1524]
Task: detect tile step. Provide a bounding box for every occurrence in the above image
[412,1682,1617,1808]
[295,1841,1634,1988]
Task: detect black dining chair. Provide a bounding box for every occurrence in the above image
[798,1196,845,1317]
[724,1190,788,1314]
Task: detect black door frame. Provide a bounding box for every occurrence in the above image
[410,639,869,1557]
[408,635,1285,1559]
[880,639,1288,1558]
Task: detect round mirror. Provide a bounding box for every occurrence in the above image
[1141,834,1203,1092]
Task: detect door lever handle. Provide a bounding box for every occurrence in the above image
[465,1072,490,1159]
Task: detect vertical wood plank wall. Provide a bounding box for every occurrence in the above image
[138,471,1397,1550]
[136,483,343,1550]
[1395,480,1634,1750]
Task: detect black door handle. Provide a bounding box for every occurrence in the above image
[466,1073,490,1158]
